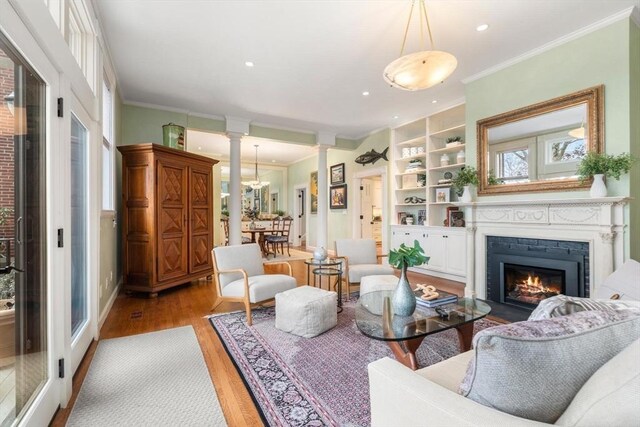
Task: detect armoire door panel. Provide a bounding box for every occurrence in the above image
[192,208,209,233]
[157,161,188,281]
[189,167,213,272]
[191,234,211,272]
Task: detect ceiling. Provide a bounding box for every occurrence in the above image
[187,129,315,167]
[97,1,638,139]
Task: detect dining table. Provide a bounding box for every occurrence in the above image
[242,228,279,257]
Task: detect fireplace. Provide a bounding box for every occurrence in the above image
[487,237,588,311]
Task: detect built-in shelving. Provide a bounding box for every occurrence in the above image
[391,104,466,227]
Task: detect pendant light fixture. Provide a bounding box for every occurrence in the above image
[568,122,585,139]
[383,0,457,91]
[242,145,269,190]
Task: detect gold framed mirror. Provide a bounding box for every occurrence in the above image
[477,85,604,195]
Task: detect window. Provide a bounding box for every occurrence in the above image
[102,79,114,211]
[497,148,529,180]
[66,0,97,92]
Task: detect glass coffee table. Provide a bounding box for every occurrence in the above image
[355,290,491,370]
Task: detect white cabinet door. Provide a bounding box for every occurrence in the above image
[421,232,446,272]
[444,233,466,276]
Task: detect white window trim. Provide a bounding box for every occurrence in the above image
[101,76,116,213]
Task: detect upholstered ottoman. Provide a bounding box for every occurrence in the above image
[360,274,398,296]
[275,286,337,338]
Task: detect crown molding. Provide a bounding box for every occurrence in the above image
[122,99,190,115]
[462,6,637,84]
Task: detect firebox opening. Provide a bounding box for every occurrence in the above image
[503,263,565,309]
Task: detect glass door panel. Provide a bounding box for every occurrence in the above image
[0,33,47,426]
[70,115,87,338]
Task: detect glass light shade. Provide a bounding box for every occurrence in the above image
[568,126,585,139]
[383,50,457,91]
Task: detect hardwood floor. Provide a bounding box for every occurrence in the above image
[50,258,465,427]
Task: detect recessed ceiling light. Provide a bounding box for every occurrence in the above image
[362,91,370,96]
[476,24,489,32]
[431,100,437,104]
[392,115,399,119]
[245,61,254,67]
[272,160,277,163]
[198,146,202,150]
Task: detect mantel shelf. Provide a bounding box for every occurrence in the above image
[453,196,631,207]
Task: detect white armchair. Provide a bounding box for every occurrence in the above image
[335,239,394,296]
[211,243,297,325]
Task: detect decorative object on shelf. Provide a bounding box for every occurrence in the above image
[330,163,345,185]
[162,123,185,150]
[456,150,466,164]
[435,187,450,203]
[383,0,457,91]
[404,196,426,204]
[417,174,426,187]
[446,136,463,147]
[388,240,429,316]
[397,211,407,224]
[330,184,348,209]
[355,147,389,165]
[313,246,328,262]
[576,152,637,198]
[242,145,270,190]
[417,146,425,154]
[440,153,450,167]
[406,216,414,225]
[310,171,318,214]
[410,147,418,156]
[444,206,459,227]
[406,159,423,173]
[417,209,426,225]
[402,147,411,158]
[452,166,479,202]
[450,211,465,227]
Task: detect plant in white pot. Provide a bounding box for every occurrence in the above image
[452,166,479,202]
[388,240,429,316]
[576,152,636,198]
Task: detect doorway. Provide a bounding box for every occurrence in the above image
[352,166,388,254]
[360,176,383,243]
[293,186,307,248]
[0,32,49,426]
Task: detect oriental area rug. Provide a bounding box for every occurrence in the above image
[209,301,500,427]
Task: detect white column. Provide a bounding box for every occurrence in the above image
[316,145,329,249]
[465,225,477,298]
[227,132,243,245]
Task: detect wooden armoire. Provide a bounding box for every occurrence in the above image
[118,143,218,296]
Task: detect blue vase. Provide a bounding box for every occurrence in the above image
[392,264,416,316]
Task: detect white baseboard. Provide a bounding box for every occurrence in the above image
[99,279,122,331]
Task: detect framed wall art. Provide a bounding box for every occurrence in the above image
[330,163,345,185]
[329,184,347,209]
[310,171,318,214]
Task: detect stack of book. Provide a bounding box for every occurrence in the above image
[414,289,458,308]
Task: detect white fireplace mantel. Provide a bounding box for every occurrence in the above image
[454,197,630,300]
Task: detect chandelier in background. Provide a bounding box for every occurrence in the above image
[383,0,457,91]
[242,145,269,190]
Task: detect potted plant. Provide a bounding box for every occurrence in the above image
[244,207,260,229]
[388,240,429,316]
[576,152,637,197]
[446,136,463,147]
[452,166,479,202]
[275,210,286,220]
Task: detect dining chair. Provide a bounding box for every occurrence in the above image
[211,243,297,326]
[221,217,251,245]
[334,238,393,296]
[266,217,292,257]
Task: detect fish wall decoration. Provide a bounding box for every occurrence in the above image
[355,147,389,165]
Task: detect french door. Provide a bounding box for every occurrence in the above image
[0,19,63,427]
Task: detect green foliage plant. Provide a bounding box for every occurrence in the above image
[388,240,430,270]
[446,136,463,143]
[452,166,479,192]
[577,152,637,182]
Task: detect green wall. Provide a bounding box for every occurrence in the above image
[629,20,640,261]
[99,90,124,315]
[287,129,391,251]
[465,18,638,260]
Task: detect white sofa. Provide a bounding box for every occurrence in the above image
[368,260,640,426]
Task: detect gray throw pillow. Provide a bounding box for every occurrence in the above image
[459,310,640,424]
[529,295,640,321]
